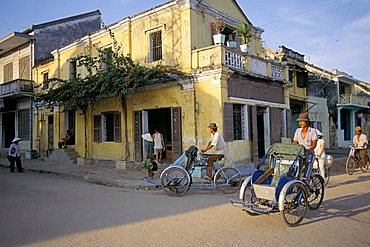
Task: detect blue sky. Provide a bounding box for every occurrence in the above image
[1,0,369,82]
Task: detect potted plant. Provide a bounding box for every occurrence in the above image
[233,23,252,53]
[140,159,158,178]
[226,34,238,48]
[209,17,226,44]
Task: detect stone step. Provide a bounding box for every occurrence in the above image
[45,148,78,165]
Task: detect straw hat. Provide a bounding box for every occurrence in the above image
[316,129,324,137]
[207,123,218,128]
[355,126,362,132]
[296,112,310,122]
[12,137,21,143]
[141,133,153,142]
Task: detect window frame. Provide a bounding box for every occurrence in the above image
[149,30,162,62]
[18,109,30,141]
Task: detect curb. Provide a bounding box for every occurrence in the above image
[0,164,158,191]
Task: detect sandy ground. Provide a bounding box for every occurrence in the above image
[0,169,369,247]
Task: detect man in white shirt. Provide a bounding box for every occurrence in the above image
[353,126,368,172]
[293,113,317,154]
[8,137,24,173]
[201,123,226,180]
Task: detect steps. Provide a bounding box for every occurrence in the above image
[45,148,78,165]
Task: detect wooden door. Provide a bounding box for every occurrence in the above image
[134,111,142,162]
[47,115,54,149]
[171,107,182,161]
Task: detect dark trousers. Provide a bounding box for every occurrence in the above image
[9,156,23,173]
[207,154,224,177]
[358,149,367,169]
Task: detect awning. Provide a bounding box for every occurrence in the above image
[0,32,33,56]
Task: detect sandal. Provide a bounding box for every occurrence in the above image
[203,175,212,181]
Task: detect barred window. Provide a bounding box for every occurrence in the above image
[69,60,77,80]
[93,115,102,142]
[233,104,245,140]
[42,72,49,90]
[149,31,162,62]
[18,109,30,140]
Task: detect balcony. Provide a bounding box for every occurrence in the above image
[191,45,287,81]
[0,79,34,99]
[338,94,368,108]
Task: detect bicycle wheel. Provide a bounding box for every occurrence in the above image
[214,167,241,194]
[242,180,258,216]
[281,182,308,227]
[346,157,356,175]
[160,167,190,197]
[307,174,324,210]
[324,166,330,186]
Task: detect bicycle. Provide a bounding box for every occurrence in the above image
[345,145,369,175]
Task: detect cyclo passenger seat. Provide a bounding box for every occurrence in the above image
[185,146,198,172]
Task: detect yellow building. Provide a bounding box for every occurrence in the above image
[34,0,290,165]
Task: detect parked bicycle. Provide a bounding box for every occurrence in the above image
[345,145,369,175]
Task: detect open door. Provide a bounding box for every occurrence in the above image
[171,107,182,161]
[134,111,142,162]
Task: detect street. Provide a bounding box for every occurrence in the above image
[0,169,369,247]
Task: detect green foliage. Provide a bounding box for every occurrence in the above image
[140,159,155,170]
[233,23,252,44]
[35,27,181,113]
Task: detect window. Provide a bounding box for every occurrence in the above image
[233,104,245,140]
[101,47,112,71]
[42,72,49,90]
[69,60,77,80]
[149,31,162,62]
[296,71,308,88]
[3,62,13,82]
[18,109,30,140]
[19,56,30,79]
[93,115,102,142]
[93,112,121,142]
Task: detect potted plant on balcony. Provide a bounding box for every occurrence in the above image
[226,34,238,48]
[233,23,252,53]
[209,17,226,45]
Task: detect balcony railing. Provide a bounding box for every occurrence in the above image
[339,94,368,106]
[191,45,287,81]
[0,79,34,98]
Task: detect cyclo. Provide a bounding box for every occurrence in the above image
[230,143,325,227]
[158,146,241,197]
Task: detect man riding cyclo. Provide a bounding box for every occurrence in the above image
[353,126,368,173]
[201,122,226,181]
[293,112,318,179]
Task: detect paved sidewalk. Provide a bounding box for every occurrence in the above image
[0,149,350,190]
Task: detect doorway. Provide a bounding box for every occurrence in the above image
[134,107,182,162]
[2,112,15,148]
[256,107,270,158]
[47,115,54,149]
[65,110,75,145]
[340,109,351,141]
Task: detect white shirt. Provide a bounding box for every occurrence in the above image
[210,132,226,155]
[314,139,326,159]
[353,134,368,149]
[293,127,318,150]
[153,133,163,149]
[8,143,21,157]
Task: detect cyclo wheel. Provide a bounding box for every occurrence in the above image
[281,182,308,227]
[346,157,356,175]
[214,167,241,194]
[324,166,330,186]
[307,174,324,210]
[242,180,258,216]
[160,167,190,197]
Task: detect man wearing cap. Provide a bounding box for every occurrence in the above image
[353,126,368,172]
[8,137,24,173]
[201,123,226,180]
[293,113,317,154]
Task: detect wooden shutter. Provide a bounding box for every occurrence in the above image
[134,111,142,162]
[171,107,182,161]
[19,56,30,79]
[114,113,121,142]
[4,62,13,82]
[270,108,282,145]
[93,115,102,142]
[251,105,259,161]
[286,109,292,139]
[223,103,234,142]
